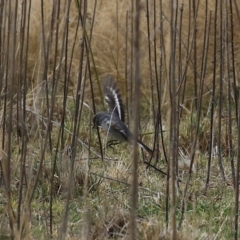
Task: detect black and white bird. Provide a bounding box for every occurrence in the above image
[93,75,153,155]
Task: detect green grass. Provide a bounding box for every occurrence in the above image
[0,103,238,239]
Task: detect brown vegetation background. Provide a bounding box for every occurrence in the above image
[23,1,240,109]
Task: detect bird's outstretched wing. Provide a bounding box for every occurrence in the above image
[102,75,125,122]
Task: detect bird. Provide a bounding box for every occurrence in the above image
[93,75,153,155]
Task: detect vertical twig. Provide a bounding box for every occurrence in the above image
[169,0,178,237]
[146,0,154,119]
[130,0,134,119]
[17,0,30,237]
[231,0,240,238]
[129,1,141,239]
[192,0,198,111]
[217,0,226,182]
[225,0,235,187]
[206,0,218,189]
[125,10,129,126]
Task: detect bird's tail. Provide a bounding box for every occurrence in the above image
[137,140,153,155]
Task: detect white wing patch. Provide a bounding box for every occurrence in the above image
[105,96,110,102]
[120,129,126,136]
[104,96,110,109]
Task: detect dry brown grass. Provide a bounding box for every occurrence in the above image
[23,1,240,108]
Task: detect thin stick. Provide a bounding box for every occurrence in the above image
[129,1,141,239]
